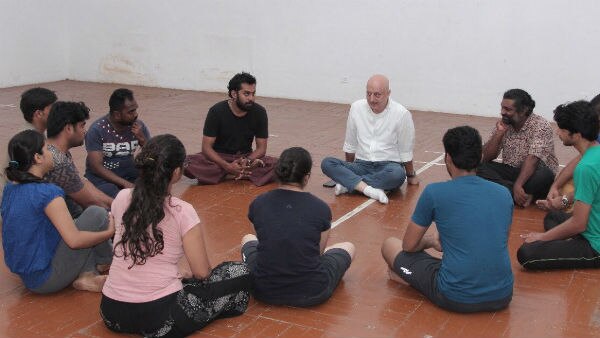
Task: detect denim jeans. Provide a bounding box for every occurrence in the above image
[320,157,406,191]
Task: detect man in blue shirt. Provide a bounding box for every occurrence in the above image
[381,126,514,313]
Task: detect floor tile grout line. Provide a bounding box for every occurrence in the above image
[331,153,446,229]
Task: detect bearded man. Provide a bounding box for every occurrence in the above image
[184,72,276,186]
[85,88,151,197]
[477,89,557,207]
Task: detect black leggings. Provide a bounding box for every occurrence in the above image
[517,211,600,270]
[100,261,252,337]
[476,161,555,200]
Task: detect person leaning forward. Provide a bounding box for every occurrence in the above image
[184,72,277,186]
[477,89,558,207]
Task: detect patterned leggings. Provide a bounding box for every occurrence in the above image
[101,261,251,337]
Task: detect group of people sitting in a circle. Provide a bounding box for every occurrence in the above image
[1,72,599,337]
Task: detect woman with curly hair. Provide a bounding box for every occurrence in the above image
[100,134,251,337]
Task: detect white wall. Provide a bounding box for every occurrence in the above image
[0,0,69,87]
[3,1,600,118]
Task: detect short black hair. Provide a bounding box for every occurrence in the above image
[443,126,482,171]
[20,87,57,122]
[46,101,90,138]
[553,101,599,142]
[503,89,535,116]
[227,72,256,98]
[109,88,135,113]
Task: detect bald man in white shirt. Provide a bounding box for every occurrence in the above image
[321,75,419,204]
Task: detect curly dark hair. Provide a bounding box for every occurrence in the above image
[442,126,482,170]
[114,134,186,267]
[227,72,256,98]
[553,101,599,141]
[503,89,535,116]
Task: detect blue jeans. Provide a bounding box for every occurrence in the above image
[320,157,406,191]
[85,166,138,198]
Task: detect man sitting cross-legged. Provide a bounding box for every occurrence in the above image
[321,74,418,204]
[382,126,514,313]
[184,72,276,186]
[477,89,558,207]
[84,88,150,198]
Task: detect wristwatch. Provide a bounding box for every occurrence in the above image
[406,170,416,178]
[561,195,570,208]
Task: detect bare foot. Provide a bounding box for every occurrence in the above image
[72,272,107,292]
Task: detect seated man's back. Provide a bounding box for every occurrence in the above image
[382,126,513,313]
[417,176,513,302]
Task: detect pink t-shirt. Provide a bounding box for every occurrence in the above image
[102,189,200,303]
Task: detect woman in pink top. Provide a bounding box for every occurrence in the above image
[100,134,251,337]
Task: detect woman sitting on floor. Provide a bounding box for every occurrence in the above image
[1,130,114,294]
[100,134,251,337]
[241,146,355,307]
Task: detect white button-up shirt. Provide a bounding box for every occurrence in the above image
[342,98,414,163]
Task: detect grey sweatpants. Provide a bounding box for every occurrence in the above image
[31,206,112,294]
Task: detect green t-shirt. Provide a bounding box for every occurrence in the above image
[576,146,600,252]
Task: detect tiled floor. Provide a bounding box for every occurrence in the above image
[0,80,597,338]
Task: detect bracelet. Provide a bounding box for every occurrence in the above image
[406,170,416,178]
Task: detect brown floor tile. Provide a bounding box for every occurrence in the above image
[0,80,597,338]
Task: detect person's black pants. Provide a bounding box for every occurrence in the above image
[517,211,600,270]
[476,161,555,200]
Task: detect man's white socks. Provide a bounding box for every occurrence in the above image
[335,183,348,196]
[363,186,389,204]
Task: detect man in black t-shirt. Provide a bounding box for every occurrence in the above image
[184,72,277,186]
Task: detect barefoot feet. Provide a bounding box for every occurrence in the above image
[72,272,107,292]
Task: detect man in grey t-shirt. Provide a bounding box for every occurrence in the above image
[45,101,112,217]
